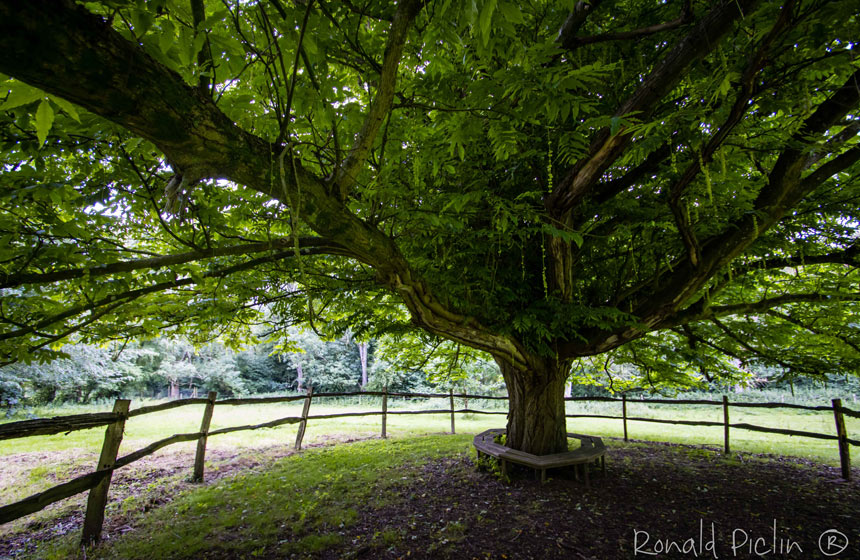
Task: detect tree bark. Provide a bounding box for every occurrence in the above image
[358,342,369,388]
[495,355,570,455]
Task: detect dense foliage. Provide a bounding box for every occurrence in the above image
[0,331,508,410]
[0,0,857,451]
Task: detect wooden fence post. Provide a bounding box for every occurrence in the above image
[832,399,851,480]
[192,392,217,482]
[450,389,456,434]
[381,387,388,439]
[294,387,313,451]
[622,394,628,442]
[81,398,130,546]
[723,395,730,454]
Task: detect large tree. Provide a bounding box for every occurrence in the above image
[0,0,858,454]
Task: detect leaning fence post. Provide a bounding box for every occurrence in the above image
[81,398,130,546]
[192,391,217,482]
[450,388,456,434]
[832,399,851,480]
[723,395,731,454]
[294,386,313,451]
[622,394,628,442]
[381,387,388,439]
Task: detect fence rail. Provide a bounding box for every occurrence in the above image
[0,389,856,546]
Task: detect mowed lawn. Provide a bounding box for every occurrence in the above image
[1,395,856,504]
[1,395,858,559]
[2,395,857,472]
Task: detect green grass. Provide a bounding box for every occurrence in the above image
[2,395,855,464]
[2,396,854,525]
[29,434,474,560]
[563,399,859,465]
[2,395,858,559]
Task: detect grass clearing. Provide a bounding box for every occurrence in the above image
[23,434,474,560]
[1,395,858,559]
[1,395,857,556]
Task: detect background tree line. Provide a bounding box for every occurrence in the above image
[0,329,510,411]
[3,327,856,414]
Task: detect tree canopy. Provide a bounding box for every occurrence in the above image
[0,0,858,453]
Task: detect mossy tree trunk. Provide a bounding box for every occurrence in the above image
[496,355,571,456]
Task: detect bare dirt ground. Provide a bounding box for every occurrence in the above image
[331,442,859,560]
[2,438,858,560]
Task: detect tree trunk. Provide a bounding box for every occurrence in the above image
[495,356,570,455]
[358,342,369,388]
[296,362,304,391]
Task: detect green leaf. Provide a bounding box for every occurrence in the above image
[159,20,176,55]
[610,116,621,136]
[497,2,524,25]
[34,99,54,145]
[479,0,497,47]
[48,95,80,123]
[0,83,43,111]
[191,32,208,62]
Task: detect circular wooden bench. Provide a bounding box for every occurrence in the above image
[473,428,606,485]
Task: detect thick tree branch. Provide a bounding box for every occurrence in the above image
[565,2,693,49]
[556,1,603,50]
[0,238,349,289]
[590,143,673,206]
[663,292,860,328]
[667,1,795,267]
[331,0,423,200]
[0,0,529,371]
[804,121,860,170]
[627,68,860,330]
[546,0,762,216]
[798,143,860,193]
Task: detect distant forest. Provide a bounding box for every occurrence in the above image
[0,329,513,410]
[3,326,857,414]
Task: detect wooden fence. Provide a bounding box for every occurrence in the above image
[0,390,857,546]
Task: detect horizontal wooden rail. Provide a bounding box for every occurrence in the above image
[207,415,302,435]
[729,422,840,441]
[0,393,851,444]
[840,406,860,420]
[565,396,835,412]
[310,390,509,400]
[0,412,120,441]
[1,389,856,535]
[722,402,833,412]
[305,409,508,422]
[0,468,106,525]
[214,395,306,406]
[567,412,858,444]
[128,398,208,418]
[566,413,725,428]
[115,432,202,468]
[0,415,308,526]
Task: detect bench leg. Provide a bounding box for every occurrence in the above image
[584,464,590,488]
[500,459,507,478]
[540,469,546,484]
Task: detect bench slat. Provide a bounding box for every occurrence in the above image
[474,429,606,477]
